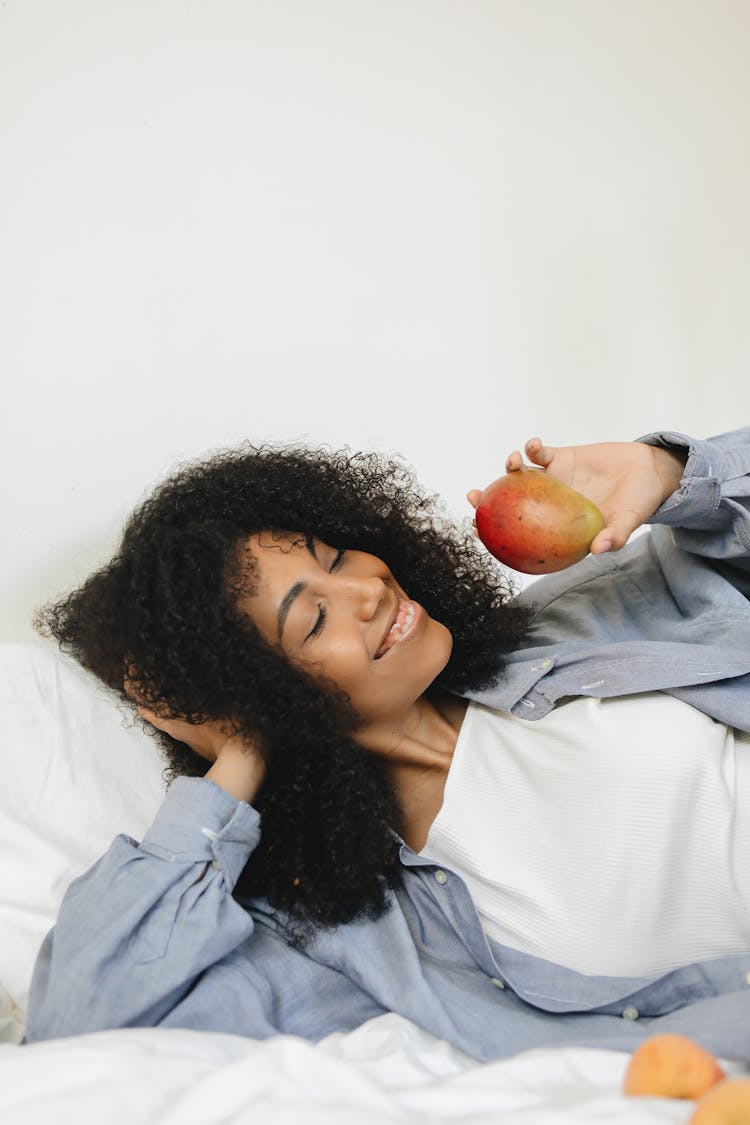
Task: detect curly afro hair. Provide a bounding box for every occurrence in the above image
[35,443,531,944]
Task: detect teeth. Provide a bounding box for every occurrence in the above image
[376,600,416,658]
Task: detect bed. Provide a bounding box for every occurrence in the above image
[1,641,745,1123]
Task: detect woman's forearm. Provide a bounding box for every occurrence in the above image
[25,778,261,1041]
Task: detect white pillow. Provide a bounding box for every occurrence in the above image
[0,642,166,1013]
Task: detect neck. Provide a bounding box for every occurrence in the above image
[360,690,465,762]
[358,690,469,845]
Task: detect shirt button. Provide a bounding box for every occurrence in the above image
[211,860,221,871]
[541,658,552,669]
[434,870,448,885]
[490,977,505,990]
[745,971,750,986]
[621,1006,640,1021]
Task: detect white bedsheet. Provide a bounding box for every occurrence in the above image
[4,1013,746,1125]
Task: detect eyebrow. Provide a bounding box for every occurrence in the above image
[276,536,317,640]
[277,581,306,640]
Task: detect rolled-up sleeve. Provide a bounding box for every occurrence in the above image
[638,427,750,580]
[26,777,263,1041]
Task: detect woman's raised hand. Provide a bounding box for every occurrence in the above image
[467,437,687,555]
[133,703,232,761]
[133,699,266,805]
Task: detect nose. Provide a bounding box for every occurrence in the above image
[340,574,389,620]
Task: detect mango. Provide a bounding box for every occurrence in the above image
[690,1079,750,1123]
[474,467,605,574]
[623,1034,726,1100]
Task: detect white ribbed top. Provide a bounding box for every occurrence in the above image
[420,694,750,977]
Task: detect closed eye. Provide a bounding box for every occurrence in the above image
[305,548,346,641]
[307,604,327,639]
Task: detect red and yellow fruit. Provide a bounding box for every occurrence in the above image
[474,467,605,574]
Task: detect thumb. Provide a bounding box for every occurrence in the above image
[590,509,640,554]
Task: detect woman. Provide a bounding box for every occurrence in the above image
[25,427,750,1062]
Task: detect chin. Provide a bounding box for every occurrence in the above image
[427,618,453,670]
[433,616,453,647]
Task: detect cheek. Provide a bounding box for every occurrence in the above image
[378,622,452,685]
[296,635,371,686]
[413,619,453,680]
[324,628,369,662]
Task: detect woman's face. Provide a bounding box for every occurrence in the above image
[238,531,453,726]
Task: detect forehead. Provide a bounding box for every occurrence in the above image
[236,531,311,583]
[253,530,309,557]
[233,529,312,600]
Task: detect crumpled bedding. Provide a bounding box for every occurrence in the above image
[0,982,23,1046]
[4,1012,748,1124]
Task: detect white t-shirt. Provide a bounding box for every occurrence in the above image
[419,694,750,977]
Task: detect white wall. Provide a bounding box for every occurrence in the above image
[2,0,749,640]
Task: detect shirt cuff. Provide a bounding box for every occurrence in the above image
[636,430,722,524]
[139,775,262,889]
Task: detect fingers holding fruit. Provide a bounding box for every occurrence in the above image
[509,436,556,473]
[505,449,524,473]
[524,437,556,469]
[471,468,605,574]
[468,435,687,573]
[468,437,560,507]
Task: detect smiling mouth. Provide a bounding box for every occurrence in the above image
[375,598,417,659]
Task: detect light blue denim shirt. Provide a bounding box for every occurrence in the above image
[25,427,750,1061]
